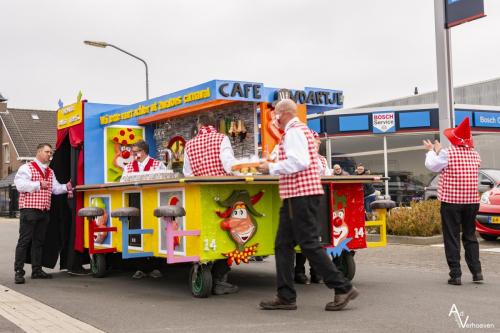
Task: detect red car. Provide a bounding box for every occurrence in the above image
[476,181,500,241]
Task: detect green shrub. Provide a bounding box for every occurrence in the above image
[386,200,442,237]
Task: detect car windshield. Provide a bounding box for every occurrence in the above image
[483,169,500,182]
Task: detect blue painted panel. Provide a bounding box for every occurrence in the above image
[474,112,500,128]
[308,118,321,133]
[399,111,431,128]
[339,115,369,132]
[84,103,125,185]
[454,110,473,126]
[99,81,217,126]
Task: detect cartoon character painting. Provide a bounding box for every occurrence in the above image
[166,136,186,171]
[327,208,352,258]
[215,190,264,265]
[159,191,184,253]
[332,209,349,247]
[105,126,144,182]
[90,197,110,244]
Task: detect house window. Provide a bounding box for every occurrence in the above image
[3,143,10,163]
[31,113,40,120]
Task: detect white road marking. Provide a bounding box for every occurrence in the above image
[0,284,105,333]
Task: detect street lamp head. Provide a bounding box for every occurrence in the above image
[84,40,108,48]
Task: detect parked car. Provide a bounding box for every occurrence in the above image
[373,172,425,205]
[476,173,500,241]
[424,169,500,201]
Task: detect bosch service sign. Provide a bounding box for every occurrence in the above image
[372,112,396,134]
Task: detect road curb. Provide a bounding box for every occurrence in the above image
[367,234,443,245]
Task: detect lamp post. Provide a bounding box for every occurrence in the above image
[84,40,149,100]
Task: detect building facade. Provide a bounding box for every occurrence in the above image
[310,78,500,203]
[0,98,57,215]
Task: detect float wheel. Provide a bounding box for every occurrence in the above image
[189,264,212,298]
[91,254,107,278]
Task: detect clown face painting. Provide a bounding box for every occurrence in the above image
[220,202,257,246]
[216,190,264,265]
[332,209,349,247]
[113,143,133,170]
[105,126,144,182]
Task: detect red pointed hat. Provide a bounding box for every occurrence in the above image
[444,117,474,148]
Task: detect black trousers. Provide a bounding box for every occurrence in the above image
[212,259,231,281]
[294,252,318,277]
[440,202,482,278]
[14,209,50,273]
[276,195,351,303]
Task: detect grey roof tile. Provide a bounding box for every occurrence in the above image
[0,108,57,158]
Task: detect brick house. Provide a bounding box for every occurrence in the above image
[0,95,56,215]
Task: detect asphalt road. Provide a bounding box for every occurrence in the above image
[1,218,499,333]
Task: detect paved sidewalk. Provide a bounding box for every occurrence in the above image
[0,284,105,333]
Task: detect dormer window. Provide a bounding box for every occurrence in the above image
[31,113,39,120]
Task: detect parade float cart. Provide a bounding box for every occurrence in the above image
[76,175,388,297]
[69,80,392,297]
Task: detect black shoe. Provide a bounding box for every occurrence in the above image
[448,277,461,285]
[15,271,25,284]
[294,273,310,285]
[67,267,92,276]
[260,297,297,310]
[472,273,484,283]
[31,270,52,279]
[325,287,359,311]
[212,281,239,295]
[310,275,323,284]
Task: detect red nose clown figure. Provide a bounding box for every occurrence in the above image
[327,208,352,258]
[112,128,141,172]
[216,190,264,265]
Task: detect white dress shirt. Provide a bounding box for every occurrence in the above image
[121,156,166,178]
[269,118,311,176]
[319,157,333,176]
[183,136,236,176]
[425,149,449,173]
[14,159,68,195]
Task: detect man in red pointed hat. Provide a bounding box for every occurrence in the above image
[423,117,483,286]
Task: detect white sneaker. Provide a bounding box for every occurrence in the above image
[132,270,147,279]
[149,269,163,278]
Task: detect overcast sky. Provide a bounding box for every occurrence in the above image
[1,0,499,110]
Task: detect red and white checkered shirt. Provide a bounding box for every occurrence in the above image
[185,126,228,176]
[125,157,163,173]
[18,162,53,210]
[278,122,324,199]
[438,145,481,204]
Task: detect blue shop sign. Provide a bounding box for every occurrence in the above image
[445,0,485,28]
[474,112,500,128]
